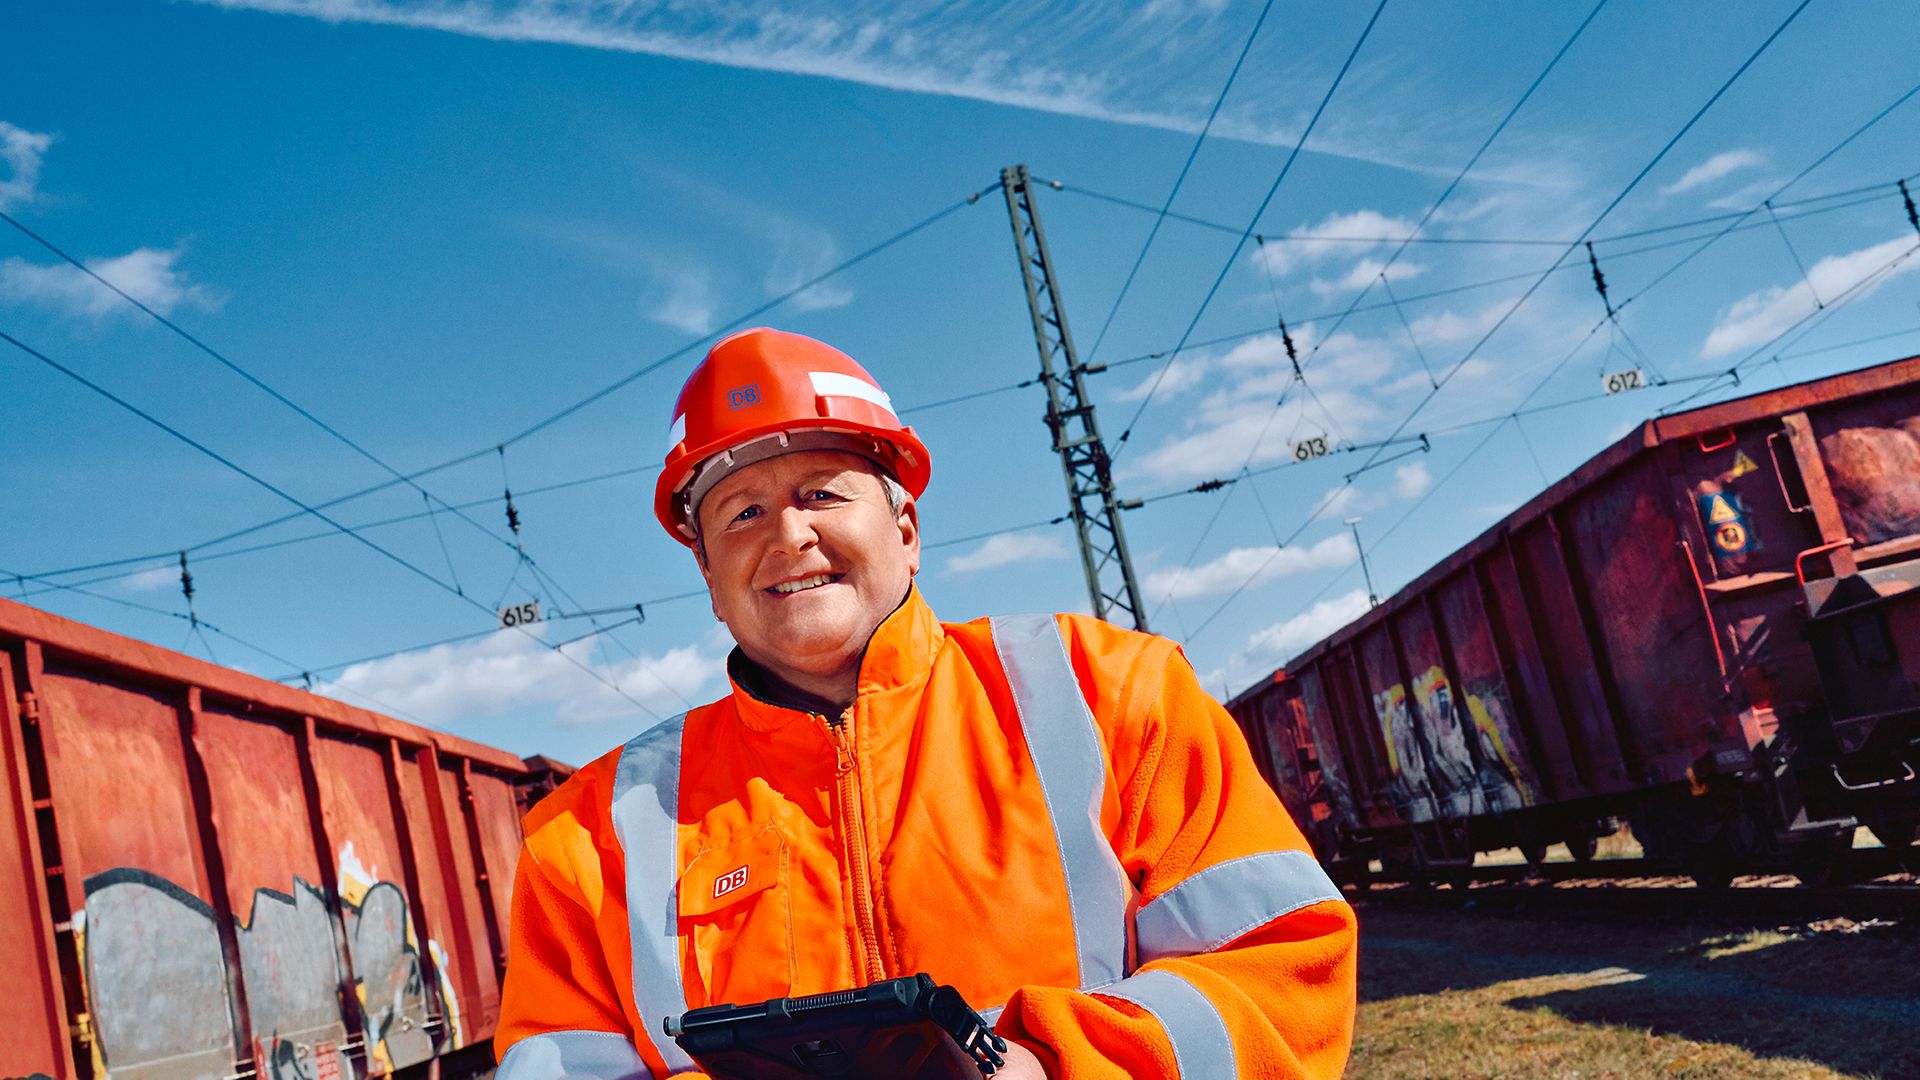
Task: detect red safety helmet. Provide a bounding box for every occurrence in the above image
[654,328,932,545]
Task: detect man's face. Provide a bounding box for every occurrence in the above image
[694,450,919,688]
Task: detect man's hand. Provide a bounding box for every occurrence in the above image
[990,1038,1050,1079]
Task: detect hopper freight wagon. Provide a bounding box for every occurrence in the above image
[1225,355,1920,888]
[0,597,550,1080]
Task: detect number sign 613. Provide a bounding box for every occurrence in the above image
[1290,435,1332,463]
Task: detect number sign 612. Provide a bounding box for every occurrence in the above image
[1602,368,1646,395]
[498,601,542,629]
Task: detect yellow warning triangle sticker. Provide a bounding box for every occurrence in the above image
[1729,450,1760,479]
[1705,494,1739,524]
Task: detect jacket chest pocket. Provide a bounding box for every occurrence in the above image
[679,827,793,1005]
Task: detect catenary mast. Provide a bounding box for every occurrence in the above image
[1000,164,1149,631]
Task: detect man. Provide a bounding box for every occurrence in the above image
[496,328,1357,1079]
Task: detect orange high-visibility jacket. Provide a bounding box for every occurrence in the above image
[496,590,1357,1079]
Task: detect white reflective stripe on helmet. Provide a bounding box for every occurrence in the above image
[989,613,1134,990]
[809,370,897,419]
[498,1030,651,1080]
[609,712,696,1075]
[666,413,687,455]
[1093,969,1236,1079]
[1135,849,1344,963]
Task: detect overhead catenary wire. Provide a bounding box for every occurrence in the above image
[24,165,1914,593]
[17,185,997,587]
[1083,0,1277,363]
[0,325,673,722]
[1082,173,1915,382]
[1346,0,1814,482]
[0,560,433,724]
[1137,0,1607,628]
[1047,161,1905,253]
[1109,0,1390,455]
[1168,2,1829,656]
[274,514,1076,683]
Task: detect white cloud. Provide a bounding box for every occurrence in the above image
[183,1,1453,173]
[1114,355,1211,402]
[1701,235,1920,359]
[642,265,716,334]
[1393,460,1431,498]
[0,121,53,211]
[764,228,856,312]
[945,530,1069,573]
[0,247,221,320]
[1705,176,1785,211]
[318,626,719,727]
[1145,532,1355,602]
[1310,484,1385,521]
[1252,209,1419,276]
[1661,148,1765,196]
[1309,257,1425,298]
[1244,589,1371,662]
[122,567,178,592]
[1199,586,1373,690]
[1124,328,1407,482]
[1409,300,1511,346]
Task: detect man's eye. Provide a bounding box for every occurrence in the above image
[732,505,761,524]
[808,489,841,502]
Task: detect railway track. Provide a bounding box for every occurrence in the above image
[1355,851,1918,922]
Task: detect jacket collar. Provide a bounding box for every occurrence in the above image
[726,584,945,731]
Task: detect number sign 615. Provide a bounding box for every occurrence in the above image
[498,601,542,629]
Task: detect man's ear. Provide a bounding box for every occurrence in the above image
[692,537,724,621]
[897,497,920,576]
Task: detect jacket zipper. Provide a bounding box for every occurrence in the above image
[825,706,887,983]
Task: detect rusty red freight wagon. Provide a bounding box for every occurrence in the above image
[1225,355,1920,888]
[0,597,547,1080]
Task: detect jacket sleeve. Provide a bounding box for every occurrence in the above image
[994,645,1359,1080]
[495,803,712,1079]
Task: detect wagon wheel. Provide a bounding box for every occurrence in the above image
[1565,832,1599,864]
[1788,827,1854,888]
[1685,841,1736,889]
[1865,817,1917,871]
[1519,842,1550,871]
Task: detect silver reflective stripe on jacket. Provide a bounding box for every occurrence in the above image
[1135,849,1343,963]
[498,1030,651,1080]
[1094,969,1236,1079]
[990,613,1133,990]
[609,712,697,1075]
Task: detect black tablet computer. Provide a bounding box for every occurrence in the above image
[665,973,1008,1079]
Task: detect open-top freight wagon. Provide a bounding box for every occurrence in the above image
[1226,355,1920,888]
[0,597,558,1080]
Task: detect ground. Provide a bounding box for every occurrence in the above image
[1350,892,1920,1079]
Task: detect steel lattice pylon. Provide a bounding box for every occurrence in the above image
[1000,164,1149,631]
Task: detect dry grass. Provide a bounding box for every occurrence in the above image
[1350,900,1920,1079]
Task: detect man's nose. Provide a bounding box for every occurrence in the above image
[767,503,820,553]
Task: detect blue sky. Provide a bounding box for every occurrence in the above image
[5,0,1920,766]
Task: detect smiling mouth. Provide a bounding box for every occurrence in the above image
[766,573,844,595]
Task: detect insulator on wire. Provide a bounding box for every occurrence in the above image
[1278,319,1301,376]
[504,491,522,536]
[1585,241,1616,319]
[1902,179,1920,238]
[177,551,201,628]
